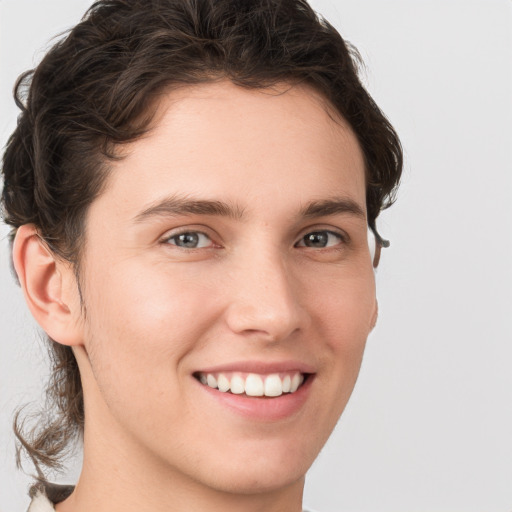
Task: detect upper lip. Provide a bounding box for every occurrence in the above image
[194,360,316,375]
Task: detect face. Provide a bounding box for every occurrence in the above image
[74,81,376,495]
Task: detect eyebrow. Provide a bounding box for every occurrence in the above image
[133,195,365,223]
[300,197,366,220]
[133,195,246,222]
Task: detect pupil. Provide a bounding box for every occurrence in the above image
[305,232,327,247]
[178,233,199,248]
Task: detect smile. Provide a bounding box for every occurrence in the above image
[195,371,307,397]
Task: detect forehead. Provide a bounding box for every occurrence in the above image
[92,80,366,222]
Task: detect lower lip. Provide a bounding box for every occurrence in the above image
[195,376,314,421]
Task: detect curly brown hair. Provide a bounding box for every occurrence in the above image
[1,0,402,475]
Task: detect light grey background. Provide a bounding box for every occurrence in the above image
[1,0,511,510]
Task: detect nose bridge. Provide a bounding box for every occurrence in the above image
[225,244,303,341]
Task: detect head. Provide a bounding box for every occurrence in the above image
[1,0,401,493]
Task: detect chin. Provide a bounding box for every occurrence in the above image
[181,437,318,496]
[203,462,308,496]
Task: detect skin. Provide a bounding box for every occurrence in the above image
[14,80,377,512]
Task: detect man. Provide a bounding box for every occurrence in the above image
[1,0,402,510]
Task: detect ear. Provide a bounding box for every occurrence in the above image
[12,224,83,347]
[368,228,382,269]
[372,243,382,268]
[370,299,379,331]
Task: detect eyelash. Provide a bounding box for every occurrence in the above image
[161,228,348,250]
[294,230,347,249]
[163,231,216,250]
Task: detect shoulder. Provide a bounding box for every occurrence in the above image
[27,482,74,512]
[27,490,54,512]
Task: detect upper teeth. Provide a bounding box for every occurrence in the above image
[198,372,305,397]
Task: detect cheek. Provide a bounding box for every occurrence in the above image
[78,264,225,442]
[311,268,376,401]
[87,259,216,332]
[81,263,221,391]
[313,268,376,344]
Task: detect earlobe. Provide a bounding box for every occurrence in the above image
[370,299,379,331]
[373,243,382,268]
[13,224,83,347]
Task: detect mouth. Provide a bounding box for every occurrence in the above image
[193,371,310,398]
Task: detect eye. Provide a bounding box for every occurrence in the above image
[296,230,345,249]
[164,231,213,249]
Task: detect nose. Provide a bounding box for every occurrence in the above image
[224,251,305,343]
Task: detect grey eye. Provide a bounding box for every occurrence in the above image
[167,232,212,249]
[297,231,342,248]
